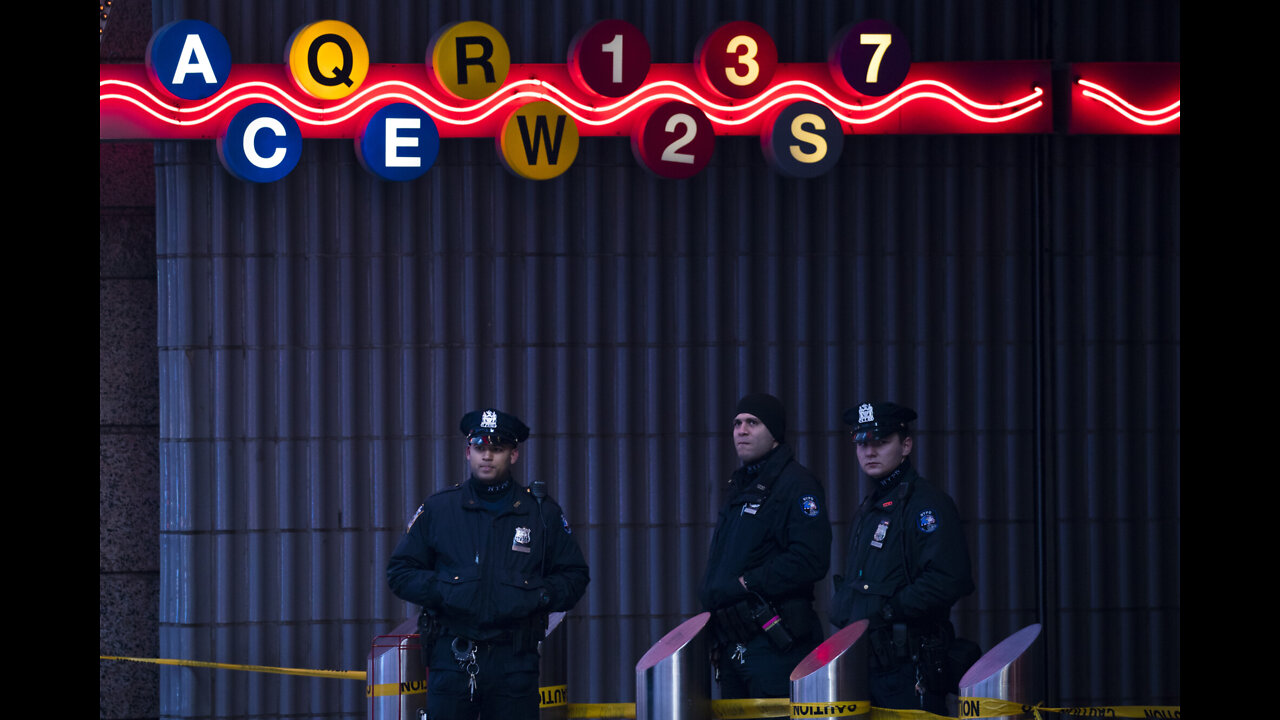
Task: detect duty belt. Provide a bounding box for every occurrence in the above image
[868,622,942,669]
[440,622,543,653]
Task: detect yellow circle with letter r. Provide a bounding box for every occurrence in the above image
[497,101,579,180]
[285,20,369,99]
[428,21,510,100]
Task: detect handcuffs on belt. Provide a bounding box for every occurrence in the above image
[450,637,480,700]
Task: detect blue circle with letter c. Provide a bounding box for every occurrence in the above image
[217,103,303,183]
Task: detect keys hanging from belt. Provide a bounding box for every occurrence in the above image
[730,642,747,665]
[451,637,480,700]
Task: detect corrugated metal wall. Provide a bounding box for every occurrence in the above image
[153,1,1179,717]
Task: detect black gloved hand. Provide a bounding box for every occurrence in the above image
[880,598,900,623]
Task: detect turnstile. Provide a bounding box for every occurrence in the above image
[636,612,712,720]
[367,618,426,720]
[539,611,569,719]
[958,623,1043,719]
[367,612,571,720]
[788,619,871,717]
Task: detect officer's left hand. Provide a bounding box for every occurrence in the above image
[880,599,899,623]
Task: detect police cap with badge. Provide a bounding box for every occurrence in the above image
[460,408,530,447]
[843,401,917,443]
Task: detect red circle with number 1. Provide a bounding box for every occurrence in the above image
[694,21,777,100]
[631,101,715,179]
[568,19,651,98]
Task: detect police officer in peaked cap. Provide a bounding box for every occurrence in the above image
[699,393,832,715]
[830,401,975,715]
[387,408,589,720]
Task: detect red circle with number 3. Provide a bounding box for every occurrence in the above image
[631,101,715,179]
[694,21,777,100]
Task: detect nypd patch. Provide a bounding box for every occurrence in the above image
[562,514,573,534]
[406,503,424,533]
[800,495,820,518]
[918,510,938,533]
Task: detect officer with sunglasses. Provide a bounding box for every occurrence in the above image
[388,408,590,720]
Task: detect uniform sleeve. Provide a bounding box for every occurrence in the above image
[741,475,832,598]
[540,507,590,612]
[891,491,974,618]
[386,504,444,609]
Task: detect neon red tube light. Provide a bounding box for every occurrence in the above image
[100,61,1053,140]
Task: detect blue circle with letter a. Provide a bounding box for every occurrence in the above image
[217,103,303,183]
[145,19,232,101]
[356,104,441,182]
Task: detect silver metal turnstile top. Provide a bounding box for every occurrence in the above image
[368,617,425,720]
[958,623,1043,719]
[636,612,712,720]
[789,619,871,717]
[540,611,569,719]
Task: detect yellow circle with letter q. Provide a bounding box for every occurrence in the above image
[497,101,579,181]
[285,20,370,100]
[428,21,510,100]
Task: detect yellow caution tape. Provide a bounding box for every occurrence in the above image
[959,698,1181,718]
[541,684,570,708]
[869,708,958,719]
[561,699,1180,720]
[715,697,791,718]
[566,702,637,718]
[99,655,364,680]
[790,700,870,716]
[959,698,1037,717]
[1030,707,1180,718]
[101,660,1179,720]
[366,678,427,697]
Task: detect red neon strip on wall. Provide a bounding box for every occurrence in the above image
[1076,79,1180,126]
[100,61,1053,140]
[1066,62,1179,135]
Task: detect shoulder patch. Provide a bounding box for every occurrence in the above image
[918,509,938,533]
[561,513,572,534]
[406,503,424,533]
[800,495,820,517]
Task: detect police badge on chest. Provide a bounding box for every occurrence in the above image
[512,526,533,553]
[871,520,890,548]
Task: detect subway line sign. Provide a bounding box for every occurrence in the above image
[100,18,1179,183]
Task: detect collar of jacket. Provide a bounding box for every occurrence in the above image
[867,463,918,512]
[461,476,530,514]
[728,443,794,502]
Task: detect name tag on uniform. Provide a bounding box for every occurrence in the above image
[870,520,891,548]
[512,527,532,553]
[741,503,761,516]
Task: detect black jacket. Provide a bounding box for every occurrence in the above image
[386,477,590,642]
[830,462,973,629]
[699,444,832,612]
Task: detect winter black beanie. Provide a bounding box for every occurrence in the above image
[735,393,786,443]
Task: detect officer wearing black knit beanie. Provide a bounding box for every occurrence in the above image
[699,394,832,714]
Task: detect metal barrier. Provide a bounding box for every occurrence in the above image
[539,611,569,719]
[788,619,871,715]
[958,623,1043,720]
[635,612,712,720]
[367,617,426,720]
[367,612,571,720]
